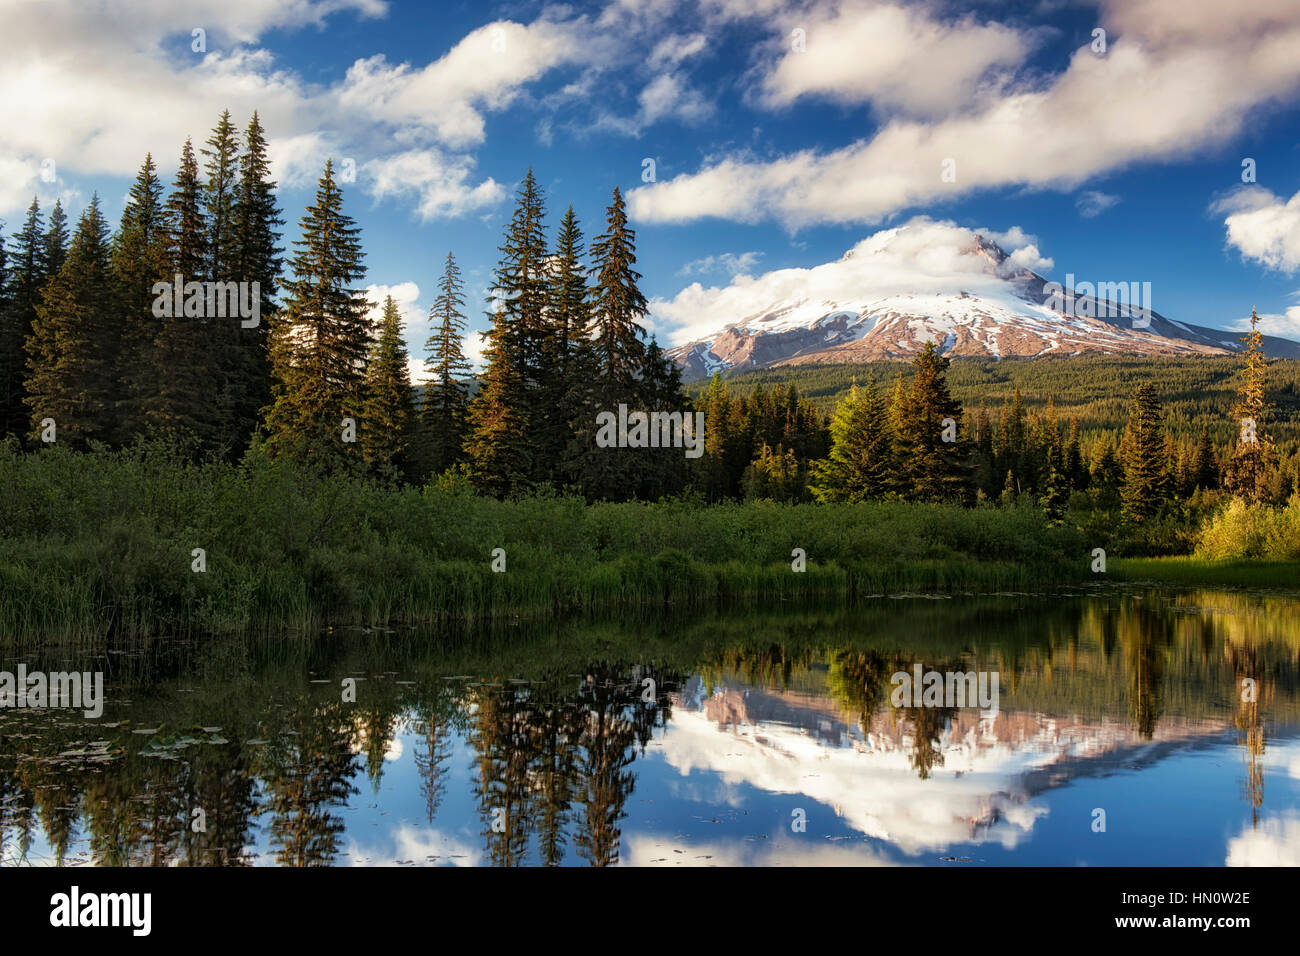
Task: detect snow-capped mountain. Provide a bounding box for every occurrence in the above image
[662,228,1300,381]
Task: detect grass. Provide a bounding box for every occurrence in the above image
[1109,555,1300,589]
[0,441,1092,640]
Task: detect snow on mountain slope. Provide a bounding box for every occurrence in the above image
[657,219,1300,381]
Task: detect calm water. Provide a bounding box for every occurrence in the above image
[3,587,1299,866]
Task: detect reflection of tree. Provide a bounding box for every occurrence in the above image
[414,713,453,825]
[574,669,638,867]
[1122,606,1170,739]
[827,649,893,734]
[899,702,957,780]
[257,699,360,866]
[1228,642,1267,827]
[530,693,581,867]
[470,687,535,867]
[180,744,259,866]
[355,706,399,794]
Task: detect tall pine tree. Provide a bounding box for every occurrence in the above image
[361,295,415,480]
[229,111,283,458]
[423,251,471,478]
[25,196,119,447]
[264,159,370,468]
[148,138,221,447]
[113,153,170,441]
[808,380,894,502]
[0,198,44,440]
[1120,383,1169,523]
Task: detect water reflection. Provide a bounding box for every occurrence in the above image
[2,588,1299,866]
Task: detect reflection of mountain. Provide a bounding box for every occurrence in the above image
[662,678,1235,856]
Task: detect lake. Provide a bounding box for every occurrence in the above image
[3,586,1298,866]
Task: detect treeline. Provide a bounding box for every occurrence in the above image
[0,111,280,459]
[712,354,1300,460]
[0,114,704,501]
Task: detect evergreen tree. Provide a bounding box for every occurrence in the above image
[894,342,969,502]
[546,206,592,484]
[264,159,370,468]
[148,138,221,447]
[202,110,241,281]
[229,110,283,458]
[1120,383,1169,523]
[360,295,415,479]
[466,170,549,487]
[423,251,472,478]
[464,309,532,496]
[0,198,44,439]
[808,380,893,502]
[24,196,119,447]
[113,153,170,441]
[1191,426,1218,491]
[588,187,647,392]
[1065,417,1086,490]
[1223,307,1276,502]
[743,442,806,502]
[43,201,68,277]
[573,186,654,500]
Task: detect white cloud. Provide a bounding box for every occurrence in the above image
[364,150,505,221]
[366,281,426,380]
[336,19,589,149]
[0,2,578,218]
[1226,305,1300,340]
[1076,190,1120,218]
[678,251,764,276]
[631,0,1300,228]
[759,1,1029,118]
[1214,186,1300,272]
[650,216,1050,344]
[648,33,709,69]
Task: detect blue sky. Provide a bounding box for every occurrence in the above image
[6,0,1300,373]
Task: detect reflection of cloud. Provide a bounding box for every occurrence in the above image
[621,833,902,867]
[345,823,482,867]
[658,679,1233,858]
[657,691,1052,856]
[1226,814,1300,866]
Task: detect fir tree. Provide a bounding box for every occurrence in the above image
[1191,426,1218,491]
[572,187,657,500]
[588,187,647,392]
[361,295,415,479]
[264,159,370,468]
[24,196,119,447]
[43,201,69,277]
[113,153,170,441]
[808,380,893,502]
[1120,383,1169,523]
[228,110,283,458]
[464,309,532,496]
[546,206,592,485]
[467,170,549,486]
[1223,307,1276,502]
[148,138,221,447]
[423,251,471,477]
[894,342,969,502]
[0,198,44,439]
